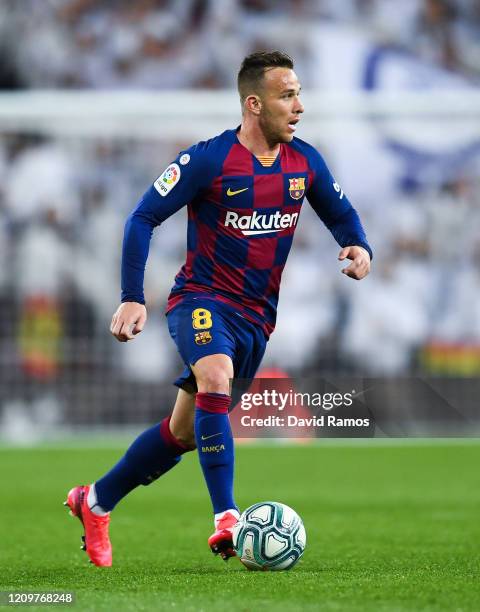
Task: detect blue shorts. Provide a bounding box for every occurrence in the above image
[166,296,267,392]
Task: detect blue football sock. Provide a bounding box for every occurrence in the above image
[95,417,190,511]
[195,392,238,515]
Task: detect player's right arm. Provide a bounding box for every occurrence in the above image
[111,147,208,342]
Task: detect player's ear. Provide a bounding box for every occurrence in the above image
[245,94,261,115]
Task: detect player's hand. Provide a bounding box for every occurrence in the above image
[338,246,371,280]
[110,302,147,342]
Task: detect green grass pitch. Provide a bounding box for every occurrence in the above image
[1,441,479,611]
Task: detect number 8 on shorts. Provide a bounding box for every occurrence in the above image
[192,308,213,330]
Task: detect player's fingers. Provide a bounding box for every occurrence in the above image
[133,312,147,335]
[110,320,121,337]
[343,268,360,280]
[119,321,136,341]
[112,317,134,341]
[338,247,350,261]
[344,256,370,279]
[342,266,354,277]
[342,259,362,279]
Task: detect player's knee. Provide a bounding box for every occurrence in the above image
[169,422,196,451]
[177,435,196,451]
[195,367,230,394]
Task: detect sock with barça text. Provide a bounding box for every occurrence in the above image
[194,392,238,515]
[94,417,190,511]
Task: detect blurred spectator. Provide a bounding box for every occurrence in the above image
[4,135,80,225]
[411,0,461,72]
[340,259,431,374]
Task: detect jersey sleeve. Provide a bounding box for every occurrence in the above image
[121,145,214,304]
[306,147,373,260]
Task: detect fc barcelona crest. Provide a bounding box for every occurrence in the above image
[288,177,305,200]
[195,331,212,345]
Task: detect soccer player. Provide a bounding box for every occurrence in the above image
[65,51,372,566]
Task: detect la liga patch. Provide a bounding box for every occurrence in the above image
[154,163,181,197]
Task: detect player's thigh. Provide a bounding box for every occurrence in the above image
[191,353,234,394]
[233,318,267,379]
[167,299,236,394]
[231,320,268,406]
[169,388,196,448]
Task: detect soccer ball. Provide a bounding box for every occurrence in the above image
[232,501,306,571]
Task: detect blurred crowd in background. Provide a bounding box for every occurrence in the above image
[0,0,479,434]
[1,0,480,89]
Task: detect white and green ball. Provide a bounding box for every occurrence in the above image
[232,501,306,571]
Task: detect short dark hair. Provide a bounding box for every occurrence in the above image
[237,51,294,103]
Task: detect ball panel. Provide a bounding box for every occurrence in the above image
[264,531,288,558]
[239,557,266,571]
[241,532,256,563]
[296,523,307,548]
[278,503,296,529]
[247,503,273,525]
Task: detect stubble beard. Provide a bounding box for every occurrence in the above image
[259,113,290,147]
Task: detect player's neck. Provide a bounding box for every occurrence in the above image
[237,123,280,158]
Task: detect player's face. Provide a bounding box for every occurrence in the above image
[258,68,304,144]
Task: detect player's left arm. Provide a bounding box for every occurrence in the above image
[306,148,372,280]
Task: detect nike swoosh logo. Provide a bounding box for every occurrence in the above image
[227,187,249,196]
[201,432,222,441]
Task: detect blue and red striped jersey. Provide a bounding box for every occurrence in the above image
[121,128,372,337]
